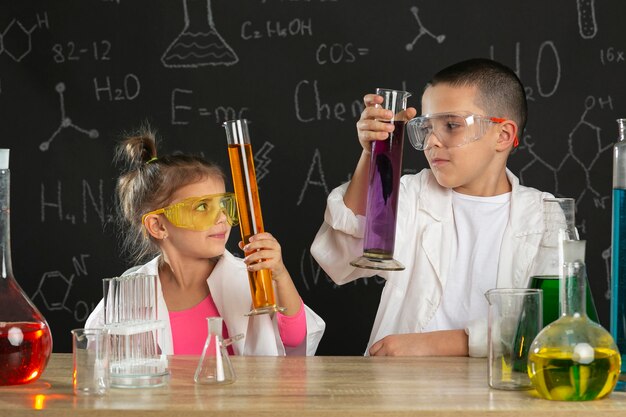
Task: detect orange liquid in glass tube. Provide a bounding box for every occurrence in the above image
[228,143,276,309]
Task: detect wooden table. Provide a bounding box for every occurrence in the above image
[1,353,626,416]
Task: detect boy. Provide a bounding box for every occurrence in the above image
[310,58,553,357]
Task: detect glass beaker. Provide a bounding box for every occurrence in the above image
[611,118,626,383]
[528,240,621,401]
[71,328,109,396]
[194,317,237,385]
[223,119,284,316]
[528,197,598,325]
[350,88,411,271]
[485,288,542,390]
[0,149,53,386]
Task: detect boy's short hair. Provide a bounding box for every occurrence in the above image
[428,58,528,138]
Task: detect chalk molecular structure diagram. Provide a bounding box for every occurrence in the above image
[32,270,74,313]
[39,83,99,152]
[31,255,94,322]
[405,6,446,52]
[517,96,614,299]
[0,14,48,62]
[518,96,612,209]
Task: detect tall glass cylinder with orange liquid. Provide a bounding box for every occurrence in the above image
[223,120,284,315]
[0,149,53,385]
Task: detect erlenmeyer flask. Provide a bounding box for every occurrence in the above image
[528,240,620,401]
[0,149,53,385]
[528,198,598,325]
[351,88,411,271]
[194,317,237,385]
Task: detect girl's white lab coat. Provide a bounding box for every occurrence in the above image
[311,169,552,357]
[86,250,325,356]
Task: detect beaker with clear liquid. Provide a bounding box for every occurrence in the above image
[351,88,411,271]
[485,288,542,390]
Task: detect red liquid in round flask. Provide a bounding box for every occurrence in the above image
[0,149,53,385]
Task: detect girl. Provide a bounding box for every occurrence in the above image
[86,129,325,355]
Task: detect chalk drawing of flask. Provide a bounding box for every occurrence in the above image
[162,0,238,68]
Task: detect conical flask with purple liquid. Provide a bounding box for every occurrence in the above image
[351,89,411,271]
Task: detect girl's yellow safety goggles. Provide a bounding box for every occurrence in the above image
[141,193,239,231]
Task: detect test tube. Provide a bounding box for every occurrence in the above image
[223,119,284,315]
[102,273,168,386]
[351,88,411,271]
[102,278,114,326]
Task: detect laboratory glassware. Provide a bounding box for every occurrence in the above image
[529,198,598,325]
[611,118,626,387]
[224,119,284,315]
[194,317,242,385]
[485,288,542,390]
[103,273,170,388]
[0,149,53,386]
[350,88,411,271]
[528,240,620,401]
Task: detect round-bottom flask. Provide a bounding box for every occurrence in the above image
[0,149,53,385]
[527,240,620,400]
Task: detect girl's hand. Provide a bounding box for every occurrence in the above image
[240,232,287,282]
[240,232,302,316]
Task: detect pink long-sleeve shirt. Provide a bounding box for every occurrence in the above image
[168,294,306,355]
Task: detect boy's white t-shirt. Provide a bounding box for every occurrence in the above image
[423,190,511,332]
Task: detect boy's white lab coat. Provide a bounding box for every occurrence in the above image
[311,168,551,357]
[86,250,325,356]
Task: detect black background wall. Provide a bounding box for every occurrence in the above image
[1,0,625,354]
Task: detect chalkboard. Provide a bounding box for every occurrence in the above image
[1,0,625,355]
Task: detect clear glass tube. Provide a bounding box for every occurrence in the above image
[102,273,168,388]
[223,119,284,316]
[611,118,626,383]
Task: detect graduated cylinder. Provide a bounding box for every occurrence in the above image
[223,119,282,315]
[611,118,626,382]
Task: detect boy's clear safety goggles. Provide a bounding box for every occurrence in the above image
[142,193,239,231]
[406,112,518,151]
